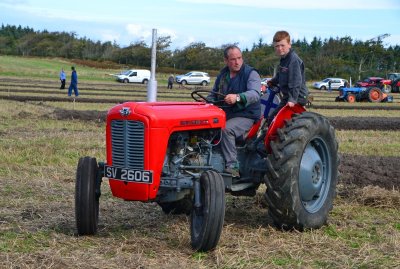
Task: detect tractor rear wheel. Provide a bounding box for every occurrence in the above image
[264,112,339,230]
[346,94,356,103]
[75,156,100,235]
[368,87,382,102]
[191,170,225,251]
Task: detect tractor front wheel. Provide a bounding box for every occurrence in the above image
[264,112,339,230]
[347,94,356,103]
[75,156,100,235]
[191,170,225,251]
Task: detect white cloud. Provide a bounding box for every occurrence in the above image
[126,24,152,40]
[158,28,178,41]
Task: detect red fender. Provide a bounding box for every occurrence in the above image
[264,104,306,152]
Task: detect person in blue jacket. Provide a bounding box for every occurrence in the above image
[68,66,79,97]
[210,45,261,177]
[59,68,66,89]
[267,30,308,124]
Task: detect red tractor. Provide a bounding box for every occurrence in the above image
[75,88,339,251]
[355,75,400,93]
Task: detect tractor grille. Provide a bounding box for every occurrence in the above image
[110,120,144,169]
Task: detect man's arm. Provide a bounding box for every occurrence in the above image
[240,70,261,106]
[287,59,303,104]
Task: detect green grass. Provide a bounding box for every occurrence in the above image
[337,130,400,156]
[0,55,119,81]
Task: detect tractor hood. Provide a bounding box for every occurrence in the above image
[107,101,226,130]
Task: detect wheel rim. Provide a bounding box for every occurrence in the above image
[299,137,331,213]
[347,95,355,103]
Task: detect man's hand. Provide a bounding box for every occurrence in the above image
[224,94,238,105]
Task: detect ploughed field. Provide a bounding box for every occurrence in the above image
[1,76,399,268]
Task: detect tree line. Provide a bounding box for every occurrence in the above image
[1,24,399,80]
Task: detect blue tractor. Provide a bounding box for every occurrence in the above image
[335,87,393,103]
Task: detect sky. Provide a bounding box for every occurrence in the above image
[1,0,400,50]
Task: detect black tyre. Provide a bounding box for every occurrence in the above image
[201,81,207,86]
[191,170,225,251]
[264,112,339,230]
[123,78,129,83]
[158,196,192,215]
[142,79,148,84]
[75,156,99,235]
[392,80,400,93]
[320,86,326,91]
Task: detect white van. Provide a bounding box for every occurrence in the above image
[116,69,150,84]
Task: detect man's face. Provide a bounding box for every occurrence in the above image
[274,39,291,57]
[224,48,243,73]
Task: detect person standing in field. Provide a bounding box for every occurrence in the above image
[267,30,308,124]
[59,68,66,89]
[167,74,174,89]
[68,66,79,97]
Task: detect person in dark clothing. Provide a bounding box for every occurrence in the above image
[267,31,308,124]
[68,66,79,97]
[328,80,332,92]
[59,68,66,89]
[210,45,261,177]
[167,74,174,89]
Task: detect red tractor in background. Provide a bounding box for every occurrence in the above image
[75,88,339,251]
[355,74,400,93]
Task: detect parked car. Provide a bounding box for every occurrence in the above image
[261,77,272,86]
[116,69,150,84]
[175,71,210,86]
[312,78,348,91]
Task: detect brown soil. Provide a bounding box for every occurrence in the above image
[339,154,400,191]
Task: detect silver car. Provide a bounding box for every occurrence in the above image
[175,71,210,86]
[313,78,348,91]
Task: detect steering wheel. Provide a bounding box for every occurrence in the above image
[191,90,227,107]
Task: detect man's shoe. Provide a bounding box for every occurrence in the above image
[224,167,240,178]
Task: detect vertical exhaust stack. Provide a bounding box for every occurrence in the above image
[147,29,158,102]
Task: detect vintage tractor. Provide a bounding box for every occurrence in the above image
[75,88,339,251]
[335,86,393,103]
[387,73,400,93]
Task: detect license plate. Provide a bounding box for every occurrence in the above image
[104,165,153,184]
